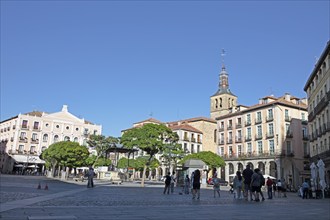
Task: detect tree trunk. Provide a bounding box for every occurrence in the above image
[141,165,147,187]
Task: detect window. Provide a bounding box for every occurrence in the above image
[20,132,26,139]
[269,140,275,154]
[285,109,290,120]
[56,125,60,129]
[54,135,59,142]
[220,121,224,129]
[75,127,79,131]
[258,141,263,154]
[286,124,290,133]
[74,137,78,142]
[18,145,24,152]
[32,133,37,141]
[247,127,251,139]
[268,109,273,119]
[197,145,200,153]
[257,125,262,136]
[93,130,97,135]
[184,143,188,152]
[229,146,233,156]
[30,146,36,153]
[33,121,39,130]
[301,113,306,121]
[247,143,252,154]
[42,146,47,152]
[286,141,292,154]
[268,123,274,135]
[220,147,224,156]
[247,114,251,123]
[64,136,70,141]
[66,126,70,130]
[257,112,262,121]
[191,144,194,153]
[22,120,28,128]
[237,145,242,156]
[43,134,48,142]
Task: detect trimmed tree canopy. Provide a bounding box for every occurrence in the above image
[180,151,225,169]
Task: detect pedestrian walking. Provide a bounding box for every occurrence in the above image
[251,168,262,202]
[282,178,287,198]
[170,171,176,194]
[233,171,243,199]
[163,172,171,194]
[266,177,273,199]
[212,174,221,198]
[277,179,282,198]
[272,181,277,198]
[242,164,254,201]
[258,170,265,201]
[184,174,190,194]
[302,180,310,199]
[192,169,201,199]
[87,167,95,188]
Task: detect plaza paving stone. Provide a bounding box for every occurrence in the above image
[0,174,329,220]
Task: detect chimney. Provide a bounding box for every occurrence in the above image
[62,105,68,112]
[284,93,291,101]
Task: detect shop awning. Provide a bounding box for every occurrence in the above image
[11,155,45,164]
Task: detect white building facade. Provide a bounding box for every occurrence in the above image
[0,105,102,174]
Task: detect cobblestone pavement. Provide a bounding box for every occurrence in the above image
[0,174,329,220]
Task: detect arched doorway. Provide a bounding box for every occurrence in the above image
[237,163,244,172]
[269,161,277,179]
[229,163,234,182]
[247,162,254,170]
[258,162,265,173]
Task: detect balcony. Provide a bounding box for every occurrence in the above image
[32,126,40,131]
[266,132,274,139]
[255,118,262,125]
[219,127,225,132]
[13,125,16,130]
[218,139,224,145]
[266,116,274,122]
[227,139,233,144]
[227,125,233,130]
[191,138,196,143]
[21,125,29,130]
[197,139,202,144]
[302,135,309,141]
[245,121,251,126]
[31,139,39,144]
[285,116,291,122]
[19,137,28,143]
[245,136,252,142]
[236,123,242,129]
[303,154,310,159]
[235,137,242,143]
[183,137,189,142]
[255,134,263,140]
[301,120,308,125]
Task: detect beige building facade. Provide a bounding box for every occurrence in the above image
[211,64,309,188]
[304,41,330,185]
[0,105,102,174]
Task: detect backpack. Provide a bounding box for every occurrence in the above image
[165,175,171,185]
[260,174,265,186]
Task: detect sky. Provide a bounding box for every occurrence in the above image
[1,0,329,137]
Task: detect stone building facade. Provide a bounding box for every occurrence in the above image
[304,41,330,186]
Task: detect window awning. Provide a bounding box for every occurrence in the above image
[11,155,45,164]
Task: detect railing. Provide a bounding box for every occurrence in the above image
[32,127,40,131]
[245,121,251,126]
[219,127,224,132]
[285,116,291,122]
[255,134,263,140]
[218,139,224,145]
[235,137,242,143]
[21,125,29,130]
[255,119,262,124]
[302,135,309,141]
[236,123,242,129]
[227,139,233,144]
[31,139,39,144]
[266,116,274,122]
[222,151,281,159]
[286,131,293,138]
[245,136,252,141]
[191,138,196,142]
[227,125,233,130]
[266,132,274,138]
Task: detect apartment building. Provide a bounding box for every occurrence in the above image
[0,105,102,173]
[210,64,309,187]
[304,41,330,185]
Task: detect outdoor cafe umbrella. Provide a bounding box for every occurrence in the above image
[310,162,317,187]
[263,174,276,179]
[317,158,326,198]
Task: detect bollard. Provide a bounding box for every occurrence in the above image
[44,183,48,190]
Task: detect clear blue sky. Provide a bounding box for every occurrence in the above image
[1,0,329,137]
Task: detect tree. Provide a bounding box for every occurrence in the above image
[87,135,119,167]
[121,123,178,187]
[40,141,89,177]
[180,151,225,176]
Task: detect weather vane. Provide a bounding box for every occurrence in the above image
[221,48,226,66]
